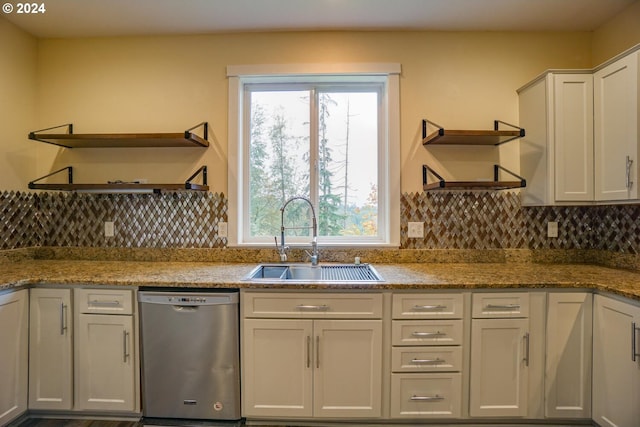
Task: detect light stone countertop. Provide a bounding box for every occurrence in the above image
[1,256,640,301]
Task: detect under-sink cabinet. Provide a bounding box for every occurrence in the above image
[390,293,465,419]
[241,291,383,419]
[28,287,140,415]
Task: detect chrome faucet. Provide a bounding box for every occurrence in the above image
[277,196,319,266]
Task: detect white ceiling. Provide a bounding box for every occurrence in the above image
[3,0,637,38]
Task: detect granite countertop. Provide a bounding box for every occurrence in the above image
[1,256,640,301]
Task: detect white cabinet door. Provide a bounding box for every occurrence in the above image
[314,320,382,418]
[593,295,640,427]
[0,290,28,426]
[594,51,639,201]
[75,313,136,412]
[242,319,313,418]
[29,288,73,410]
[470,318,529,417]
[553,74,594,201]
[545,292,592,419]
[519,73,594,205]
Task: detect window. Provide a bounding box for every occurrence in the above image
[227,64,400,247]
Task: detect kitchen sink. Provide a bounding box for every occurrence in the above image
[243,263,384,282]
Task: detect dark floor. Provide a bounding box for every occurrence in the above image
[12,419,245,427]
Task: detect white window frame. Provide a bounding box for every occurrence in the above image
[227,63,400,248]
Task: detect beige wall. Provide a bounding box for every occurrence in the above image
[33,31,592,194]
[593,0,640,66]
[0,16,37,191]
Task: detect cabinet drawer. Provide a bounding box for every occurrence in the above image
[472,292,529,318]
[392,293,463,319]
[392,346,462,372]
[75,288,133,315]
[242,292,382,319]
[390,373,462,418]
[392,320,463,346]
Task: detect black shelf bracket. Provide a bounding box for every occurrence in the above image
[494,165,527,187]
[494,120,526,138]
[422,119,445,140]
[28,166,73,189]
[185,122,209,141]
[185,165,208,189]
[29,123,74,146]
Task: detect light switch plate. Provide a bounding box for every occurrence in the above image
[218,221,228,238]
[547,221,558,238]
[104,221,115,237]
[407,222,424,238]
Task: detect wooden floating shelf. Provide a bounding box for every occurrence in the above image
[28,122,209,148]
[422,119,525,146]
[28,183,209,193]
[28,166,209,194]
[422,164,526,191]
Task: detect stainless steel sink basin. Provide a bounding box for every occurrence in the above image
[243,263,384,282]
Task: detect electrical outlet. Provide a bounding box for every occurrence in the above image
[218,221,228,238]
[104,221,115,237]
[407,222,424,238]
[547,221,558,238]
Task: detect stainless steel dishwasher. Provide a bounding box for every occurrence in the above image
[138,289,241,420]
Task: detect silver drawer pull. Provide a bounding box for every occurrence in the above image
[296,304,329,311]
[411,357,444,364]
[412,331,446,337]
[90,300,121,307]
[485,304,520,310]
[412,304,447,311]
[410,395,445,402]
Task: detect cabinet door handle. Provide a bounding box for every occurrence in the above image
[60,303,68,335]
[306,336,311,368]
[412,304,447,311]
[626,156,634,190]
[632,322,640,362]
[523,332,530,367]
[412,331,446,337]
[410,395,445,402]
[316,336,320,368]
[411,357,444,364]
[296,304,329,311]
[485,304,520,310]
[123,330,130,362]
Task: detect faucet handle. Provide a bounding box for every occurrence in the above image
[275,236,289,262]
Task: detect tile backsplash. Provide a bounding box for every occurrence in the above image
[1,190,639,254]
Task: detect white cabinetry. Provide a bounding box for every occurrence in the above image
[593,294,640,427]
[545,292,592,419]
[519,72,594,205]
[74,288,138,412]
[519,47,640,205]
[242,292,382,419]
[0,289,28,426]
[390,293,464,419]
[594,50,640,201]
[470,293,530,417]
[29,288,73,410]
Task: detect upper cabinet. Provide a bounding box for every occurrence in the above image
[519,72,594,205]
[594,52,639,201]
[519,46,639,206]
